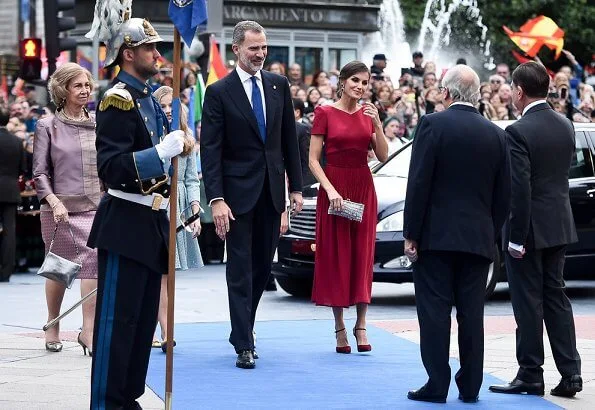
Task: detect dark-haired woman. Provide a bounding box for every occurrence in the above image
[309,61,388,354]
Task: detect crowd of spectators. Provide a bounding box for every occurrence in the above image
[1,49,594,203]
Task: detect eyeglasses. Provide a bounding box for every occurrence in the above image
[438,86,447,93]
[490,80,502,84]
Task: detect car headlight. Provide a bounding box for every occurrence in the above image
[376,210,404,232]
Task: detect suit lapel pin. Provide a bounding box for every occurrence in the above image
[273,85,277,90]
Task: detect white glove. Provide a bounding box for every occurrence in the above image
[155,130,185,161]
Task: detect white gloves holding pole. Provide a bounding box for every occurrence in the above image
[155,130,185,169]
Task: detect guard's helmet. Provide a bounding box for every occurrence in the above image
[103,18,163,68]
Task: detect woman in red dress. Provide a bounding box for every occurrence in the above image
[309,61,389,353]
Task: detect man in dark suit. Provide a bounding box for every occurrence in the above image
[201,20,303,369]
[0,108,26,282]
[292,98,315,187]
[489,62,582,398]
[403,64,511,403]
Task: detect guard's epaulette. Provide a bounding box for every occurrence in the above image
[99,82,134,111]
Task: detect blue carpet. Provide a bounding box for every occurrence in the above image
[146,320,559,409]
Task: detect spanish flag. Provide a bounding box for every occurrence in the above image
[206,37,228,86]
[503,16,564,59]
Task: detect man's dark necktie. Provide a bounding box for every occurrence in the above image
[250,76,266,142]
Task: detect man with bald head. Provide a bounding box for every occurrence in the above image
[403,64,511,403]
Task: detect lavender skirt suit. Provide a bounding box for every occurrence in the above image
[33,112,102,279]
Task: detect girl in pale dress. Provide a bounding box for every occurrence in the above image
[152,86,203,349]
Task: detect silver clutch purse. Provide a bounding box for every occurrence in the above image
[328,199,365,222]
[37,222,82,289]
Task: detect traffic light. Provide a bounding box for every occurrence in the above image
[20,38,42,81]
[44,0,77,75]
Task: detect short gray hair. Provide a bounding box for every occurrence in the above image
[48,62,96,108]
[442,64,480,105]
[232,21,266,46]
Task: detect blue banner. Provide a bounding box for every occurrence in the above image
[21,0,30,23]
[168,0,208,46]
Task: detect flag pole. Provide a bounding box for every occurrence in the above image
[165,27,182,410]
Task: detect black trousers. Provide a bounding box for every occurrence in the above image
[0,203,17,281]
[90,250,161,410]
[226,182,281,352]
[413,250,490,398]
[505,245,581,383]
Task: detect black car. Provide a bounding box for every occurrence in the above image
[272,121,595,299]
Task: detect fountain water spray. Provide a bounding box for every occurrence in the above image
[417,0,495,71]
[361,0,411,82]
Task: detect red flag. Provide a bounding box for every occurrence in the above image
[503,16,564,59]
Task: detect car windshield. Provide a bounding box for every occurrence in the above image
[373,143,412,178]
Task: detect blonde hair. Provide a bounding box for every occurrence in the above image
[153,85,195,156]
[47,62,96,108]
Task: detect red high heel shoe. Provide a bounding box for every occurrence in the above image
[335,328,351,354]
[353,328,372,352]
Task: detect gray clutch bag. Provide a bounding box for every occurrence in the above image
[328,199,365,222]
[37,222,82,289]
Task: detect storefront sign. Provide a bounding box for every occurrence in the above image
[223,2,378,32]
[75,0,379,32]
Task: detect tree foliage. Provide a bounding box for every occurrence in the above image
[398,0,594,73]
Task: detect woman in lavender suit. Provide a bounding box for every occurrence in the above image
[33,63,100,355]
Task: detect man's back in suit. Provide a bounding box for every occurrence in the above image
[0,128,25,204]
[489,62,581,397]
[0,117,26,282]
[403,65,510,403]
[404,105,510,261]
[505,103,577,250]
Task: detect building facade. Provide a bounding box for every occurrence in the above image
[72,0,381,77]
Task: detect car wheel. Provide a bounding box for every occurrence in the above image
[275,276,313,298]
[485,244,501,299]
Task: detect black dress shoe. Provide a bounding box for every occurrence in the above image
[458,394,478,403]
[489,378,544,395]
[252,349,259,359]
[407,385,447,403]
[551,375,582,397]
[236,350,255,369]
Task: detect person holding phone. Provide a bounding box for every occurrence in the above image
[309,61,388,354]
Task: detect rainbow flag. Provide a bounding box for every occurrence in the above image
[206,37,227,86]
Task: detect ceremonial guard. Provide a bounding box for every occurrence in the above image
[85,3,184,408]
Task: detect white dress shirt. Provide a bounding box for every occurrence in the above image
[236,65,267,123]
[521,99,547,116]
[449,101,475,108]
[507,99,547,253]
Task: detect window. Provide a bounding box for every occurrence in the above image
[295,47,322,84]
[329,48,357,73]
[374,144,412,178]
[569,131,595,179]
[265,46,289,72]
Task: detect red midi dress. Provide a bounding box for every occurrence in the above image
[310,105,377,307]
